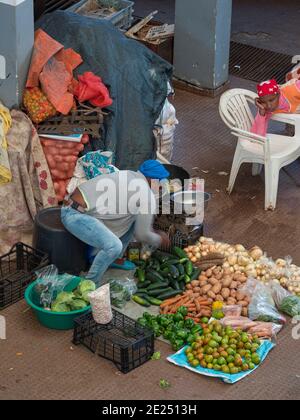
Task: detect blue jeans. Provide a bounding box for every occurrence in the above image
[61,206,134,286]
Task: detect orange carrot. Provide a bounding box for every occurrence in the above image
[160,295,183,308]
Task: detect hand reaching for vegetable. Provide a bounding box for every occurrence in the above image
[157,231,170,249]
[255,98,267,117]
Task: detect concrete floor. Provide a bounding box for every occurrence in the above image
[1,0,300,402]
[134,0,300,55]
[1,73,300,400]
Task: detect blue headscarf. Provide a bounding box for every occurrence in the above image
[139,160,170,180]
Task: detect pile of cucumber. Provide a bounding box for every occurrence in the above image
[132,247,201,307]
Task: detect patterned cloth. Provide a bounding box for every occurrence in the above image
[79,151,117,180]
[0,103,12,184]
[0,110,57,254]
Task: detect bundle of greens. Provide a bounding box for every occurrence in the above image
[51,280,96,313]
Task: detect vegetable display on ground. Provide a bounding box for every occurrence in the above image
[137,306,207,351]
[132,248,199,307]
[184,320,262,374]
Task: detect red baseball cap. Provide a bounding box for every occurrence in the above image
[257,79,279,97]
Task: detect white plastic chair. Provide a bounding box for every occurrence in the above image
[219,88,300,210]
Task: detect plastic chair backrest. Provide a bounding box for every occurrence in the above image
[219,89,257,132]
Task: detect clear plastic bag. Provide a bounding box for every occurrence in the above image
[270,281,300,317]
[241,278,286,325]
[222,305,242,317]
[88,283,113,325]
[32,265,75,309]
[110,278,137,309]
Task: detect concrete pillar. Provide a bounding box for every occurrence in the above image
[174,0,232,95]
[0,0,34,108]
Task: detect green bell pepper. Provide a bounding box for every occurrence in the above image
[177,306,188,317]
[185,318,195,329]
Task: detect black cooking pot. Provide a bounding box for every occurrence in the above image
[163,164,190,183]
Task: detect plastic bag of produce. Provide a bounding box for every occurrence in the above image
[241,278,286,324]
[110,278,137,309]
[269,281,300,317]
[88,283,113,324]
[32,265,75,309]
[222,305,243,317]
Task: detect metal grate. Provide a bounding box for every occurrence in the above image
[229,41,293,84]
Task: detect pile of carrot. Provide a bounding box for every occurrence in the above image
[160,289,212,323]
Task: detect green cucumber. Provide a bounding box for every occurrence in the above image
[152,251,175,263]
[146,297,163,306]
[185,261,194,276]
[136,268,146,283]
[147,287,173,297]
[135,292,151,300]
[173,246,188,259]
[184,274,191,284]
[177,264,185,276]
[161,259,181,268]
[132,295,151,307]
[169,265,180,279]
[159,269,170,278]
[136,288,149,294]
[147,281,169,291]
[191,268,201,280]
[157,290,182,300]
[148,259,161,271]
[146,270,165,283]
[137,280,151,289]
[172,280,180,290]
[179,280,186,291]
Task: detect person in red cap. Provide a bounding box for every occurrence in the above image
[251,78,300,136]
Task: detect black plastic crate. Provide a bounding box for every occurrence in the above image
[73,309,155,373]
[0,243,49,310]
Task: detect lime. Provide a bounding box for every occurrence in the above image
[222,365,230,374]
[208,340,218,349]
[191,359,200,368]
[205,355,214,364]
[227,348,235,356]
[227,355,235,364]
[218,357,227,366]
[230,367,239,375]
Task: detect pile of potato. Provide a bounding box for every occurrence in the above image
[186,265,250,317]
[41,134,90,202]
[185,237,300,297]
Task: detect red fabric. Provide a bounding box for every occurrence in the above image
[74,72,113,108]
[39,57,74,115]
[257,79,279,97]
[26,29,63,88]
[26,29,83,115]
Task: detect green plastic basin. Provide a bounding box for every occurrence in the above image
[25,276,91,330]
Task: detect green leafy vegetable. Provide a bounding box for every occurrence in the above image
[151,352,161,361]
[69,299,88,311]
[51,302,70,312]
[159,379,171,390]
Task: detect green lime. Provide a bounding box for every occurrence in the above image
[218,357,227,366]
[230,367,239,375]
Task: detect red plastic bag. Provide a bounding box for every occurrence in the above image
[74,72,113,108]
